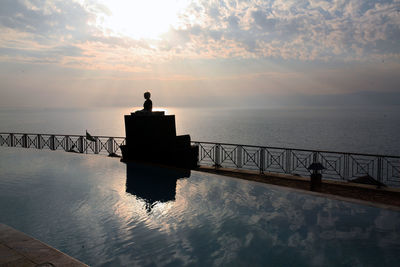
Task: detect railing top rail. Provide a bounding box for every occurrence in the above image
[1,132,399,159]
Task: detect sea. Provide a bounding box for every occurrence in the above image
[1,106,400,156]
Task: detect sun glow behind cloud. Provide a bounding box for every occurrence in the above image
[94,0,191,40]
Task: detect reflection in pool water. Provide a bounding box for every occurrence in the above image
[125,162,190,212]
[0,147,399,266]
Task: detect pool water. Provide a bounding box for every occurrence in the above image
[0,147,399,266]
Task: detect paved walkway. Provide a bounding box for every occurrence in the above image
[0,223,88,267]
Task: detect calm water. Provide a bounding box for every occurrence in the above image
[1,106,400,155]
[1,147,399,266]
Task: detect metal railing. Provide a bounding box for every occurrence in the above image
[0,132,125,156]
[192,141,400,187]
[1,132,399,186]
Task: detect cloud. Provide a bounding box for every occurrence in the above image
[0,0,94,38]
[0,0,155,71]
[0,0,399,70]
[0,0,400,109]
[162,0,400,61]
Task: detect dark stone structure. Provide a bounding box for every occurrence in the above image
[120,111,199,168]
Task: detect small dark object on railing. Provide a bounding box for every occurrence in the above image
[308,162,325,191]
[350,175,386,188]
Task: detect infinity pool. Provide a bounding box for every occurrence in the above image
[0,147,399,266]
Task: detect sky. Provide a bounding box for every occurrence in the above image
[0,0,399,108]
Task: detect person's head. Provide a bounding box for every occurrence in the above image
[144,91,151,100]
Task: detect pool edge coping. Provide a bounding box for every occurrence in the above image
[0,223,89,267]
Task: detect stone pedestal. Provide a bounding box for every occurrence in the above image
[120,111,199,168]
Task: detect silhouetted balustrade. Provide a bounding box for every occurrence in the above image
[1,132,399,187]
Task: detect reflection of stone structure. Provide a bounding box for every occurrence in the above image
[124,161,190,211]
[120,111,199,168]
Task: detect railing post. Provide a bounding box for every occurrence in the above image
[377,156,383,185]
[344,153,350,180]
[285,149,291,174]
[311,151,318,176]
[22,134,28,148]
[65,136,70,151]
[215,144,221,168]
[50,135,56,150]
[237,145,242,168]
[9,133,14,147]
[78,136,84,153]
[37,134,41,149]
[108,138,114,154]
[260,148,265,174]
[94,137,99,154]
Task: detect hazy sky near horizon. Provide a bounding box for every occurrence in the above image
[1,0,399,108]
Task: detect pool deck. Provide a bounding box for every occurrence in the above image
[0,223,88,267]
[197,166,400,210]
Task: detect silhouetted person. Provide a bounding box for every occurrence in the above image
[143,91,152,112]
